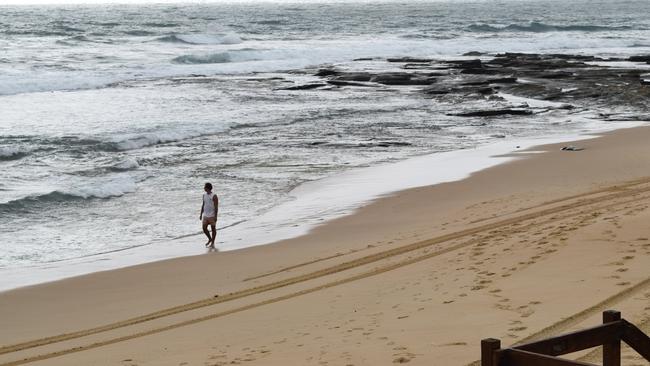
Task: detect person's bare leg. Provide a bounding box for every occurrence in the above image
[202,221,212,246]
[209,224,217,247]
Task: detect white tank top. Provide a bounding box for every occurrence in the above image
[203,192,216,218]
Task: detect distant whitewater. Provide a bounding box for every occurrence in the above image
[2,1,650,96]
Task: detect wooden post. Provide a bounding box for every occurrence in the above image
[482,338,501,366]
[603,310,621,366]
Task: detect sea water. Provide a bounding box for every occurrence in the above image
[1,0,650,290]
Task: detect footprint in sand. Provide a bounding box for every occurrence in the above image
[436,342,468,346]
[509,326,528,332]
[393,356,411,363]
[520,308,535,318]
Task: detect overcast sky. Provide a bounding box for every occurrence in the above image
[0,0,251,4]
[0,0,455,4]
[3,0,207,3]
[1,0,503,4]
[1,0,379,3]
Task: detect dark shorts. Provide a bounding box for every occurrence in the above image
[202,216,216,225]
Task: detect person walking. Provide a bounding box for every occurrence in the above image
[199,182,219,248]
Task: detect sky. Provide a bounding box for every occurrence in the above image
[0,0,510,4]
[0,0,227,4]
[0,0,466,4]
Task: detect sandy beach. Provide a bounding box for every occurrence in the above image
[2,125,650,366]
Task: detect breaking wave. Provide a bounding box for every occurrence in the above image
[172,52,232,64]
[0,146,33,161]
[157,33,243,45]
[0,175,136,214]
[110,158,140,171]
[109,125,232,150]
[468,22,633,33]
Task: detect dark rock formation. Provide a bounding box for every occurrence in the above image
[314,69,340,77]
[333,72,373,82]
[538,71,574,79]
[422,86,453,95]
[461,77,517,86]
[281,83,327,90]
[315,68,339,77]
[402,63,435,70]
[305,52,650,115]
[370,73,436,85]
[628,55,650,63]
[387,57,433,63]
[445,59,496,74]
[451,109,534,117]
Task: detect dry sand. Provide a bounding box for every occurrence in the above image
[2,126,650,366]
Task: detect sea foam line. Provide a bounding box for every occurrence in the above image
[1,120,645,292]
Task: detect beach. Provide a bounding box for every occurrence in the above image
[2,125,650,365]
[4,1,650,283]
[3,1,650,365]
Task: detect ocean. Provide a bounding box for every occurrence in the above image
[1,0,650,290]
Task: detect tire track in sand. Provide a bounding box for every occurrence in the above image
[3,178,650,365]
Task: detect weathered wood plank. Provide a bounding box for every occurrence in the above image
[504,349,596,366]
[622,320,650,361]
[481,338,501,366]
[513,321,623,356]
[602,310,621,366]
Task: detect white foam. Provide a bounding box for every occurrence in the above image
[0,71,119,97]
[59,174,136,199]
[1,121,646,292]
[498,92,570,109]
[4,32,650,96]
[0,146,30,158]
[561,87,579,93]
[159,33,244,45]
[216,121,647,251]
[179,33,242,45]
[586,61,650,70]
[111,125,231,150]
[112,158,140,171]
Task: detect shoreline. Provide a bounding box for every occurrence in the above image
[0,120,644,292]
[3,125,650,365]
[5,49,650,293]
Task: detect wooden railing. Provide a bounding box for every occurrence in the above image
[481,310,650,366]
